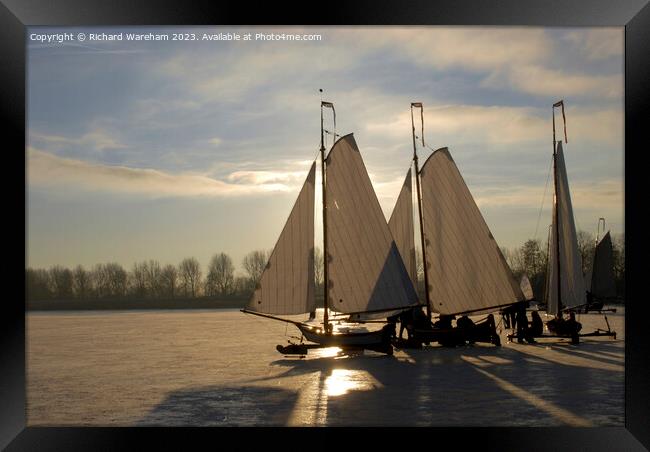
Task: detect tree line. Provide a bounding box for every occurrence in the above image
[411,231,624,303]
[26,231,624,303]
[26,249,326,302]
[499,231,625,301]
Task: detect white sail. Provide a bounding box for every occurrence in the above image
[419,147,525,315]
[590,231,617,299]
[520,274,534,301]
[546,141,586,315]
[246,162,316,315]
[350,168,419,322]
[325,134,419,314]
[388,168,418,290]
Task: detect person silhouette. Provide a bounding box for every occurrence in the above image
[433,314,454,329]
[529,310,543,337]
[565,311,582,335]
[514,302,534,343]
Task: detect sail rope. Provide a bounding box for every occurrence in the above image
[495,315,504,334]
[312,145,321,162]
[534,156,554,241]
[423,143,436,153]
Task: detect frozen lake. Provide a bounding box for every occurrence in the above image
[26,307,624,426]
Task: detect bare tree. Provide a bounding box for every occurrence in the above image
[144,260,162,298]
[519,239,546,276]
[72,265,90,299]
[206,253,235,296]
[179,257,202,298]
[313,247,324,292]
[91,264,108,298]
[508,239,548,301]
[612,233,625,298]
[49,265,73,299]
[233,275,254,296]
[130,262,148,298]
[160,264,178,298]
[104,263,127,297]
[508,246,525,276]
[26,268,52,300]
[577,230,595,276]
[242,250,269,286]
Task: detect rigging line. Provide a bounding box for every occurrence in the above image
[534,156,553,242]
[495,315,503,333]
[423,143,437,154]
[312,145,321,163]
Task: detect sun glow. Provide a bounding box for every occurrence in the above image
[312,347,342,358]
[324,369,381,397]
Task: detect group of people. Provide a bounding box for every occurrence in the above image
[389,307,495,347]
[546,311,582,337]
[502,301,539,343]
[388,306,431,341]
[502,301,582,343]
[388,301,583,347]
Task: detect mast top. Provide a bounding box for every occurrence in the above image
[410,102,425,154]
[321,101,336,132]
[552,100,568,147]
[319,93,335,154]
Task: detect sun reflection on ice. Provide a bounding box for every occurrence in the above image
[287,366,382,425]
[325,369,357,397]
[324,369,380,397]
[312,347,342,359]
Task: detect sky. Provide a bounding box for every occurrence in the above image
[26,26,624,275]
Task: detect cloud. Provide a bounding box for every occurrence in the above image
[562,29,623,60]
[371,173,409,219]
[29,41,147,55]
[208,137,222,147]
[488,64,622,99]
[153,28,558,104]
[31,127,126,152]
[365,104,622,148]
[226,169,309,186]
[382,28,552,72]
[27,148,306,197]
[368,104,546,146]
[157,38,352,103]
[127,99,203,130]
[128,26,623,159]
[472,179,623,212]
[352,27,622,100]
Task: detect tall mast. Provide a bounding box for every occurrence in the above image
[320,92,335,333]
[411,102,432,320]
[552,100,567,315]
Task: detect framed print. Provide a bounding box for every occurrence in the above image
[2,0,649,450]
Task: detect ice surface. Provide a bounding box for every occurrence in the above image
[26,307,624,426]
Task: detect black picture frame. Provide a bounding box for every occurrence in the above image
[3,0,648,450]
